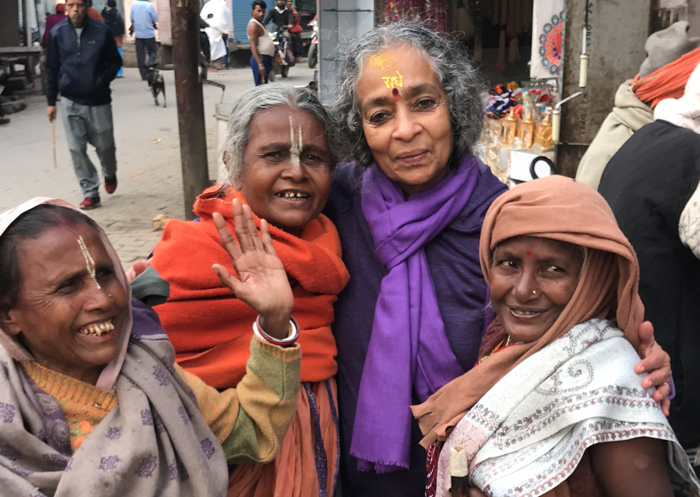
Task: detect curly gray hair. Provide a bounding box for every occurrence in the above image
[330,22,484,169]
[222,84,337,188]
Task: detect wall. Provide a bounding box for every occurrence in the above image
[318,0,374,103]
[557,0,651,177]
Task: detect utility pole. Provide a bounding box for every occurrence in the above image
[170,0,209,220]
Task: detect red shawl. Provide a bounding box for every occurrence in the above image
[150,186,349,388]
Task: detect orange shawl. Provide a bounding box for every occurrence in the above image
[150,185,350,388]
[632,46,700,109]
[412,175,644,448]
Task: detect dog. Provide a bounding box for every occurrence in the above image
[146,65,166,108]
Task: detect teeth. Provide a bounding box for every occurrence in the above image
[79,321,115,336]
[278,192,309,199]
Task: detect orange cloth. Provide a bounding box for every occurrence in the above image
[228,381,338,497]
[151,185,349,497]
[151,185,349,388]
[632,46,700,109]
[413,175,644,448]
[87,7,104,22]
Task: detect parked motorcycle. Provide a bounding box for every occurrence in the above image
[308,20,318,69]
[267,23,294,81]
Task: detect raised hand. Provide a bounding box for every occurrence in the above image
[212,198,294,340]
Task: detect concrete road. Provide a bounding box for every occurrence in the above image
[0,65,316,267]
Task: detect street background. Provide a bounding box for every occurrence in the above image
[0,65,316,268]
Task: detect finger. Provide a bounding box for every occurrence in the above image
[651,383,670,402]
[212,264,247,298]
[635,321,655,360]
[661,398,671,417]
[260,219,278,256]
[642,368,672,390]
[243,204,263,251]
[213,212,242,261]
[231,199,255,253]
[635,344,669,375]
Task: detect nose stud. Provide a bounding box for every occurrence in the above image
[532,290,537,295]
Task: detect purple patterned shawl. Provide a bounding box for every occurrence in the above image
[0,301,229,497]
[349,156,480,473]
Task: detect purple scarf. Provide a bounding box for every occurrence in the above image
[350,155,480,473]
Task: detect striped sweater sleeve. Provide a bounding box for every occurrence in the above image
[176,336,301,464]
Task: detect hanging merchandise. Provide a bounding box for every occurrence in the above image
[531,0,565,79]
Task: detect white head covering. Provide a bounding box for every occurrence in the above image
[654,62,700,134]
[0,197,132,391]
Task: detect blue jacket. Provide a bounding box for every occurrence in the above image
[45,17,122,107]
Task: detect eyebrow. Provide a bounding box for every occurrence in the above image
[257,142,328,155]
[48,262,113,288]
[362,83,440,113]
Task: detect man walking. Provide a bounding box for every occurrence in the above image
[130,0,158,81]
[45,0,122,210]
[248,0,274,85]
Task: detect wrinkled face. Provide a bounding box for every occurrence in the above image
[252,4,264,21]
[65,0,87,27]
[356,45,453,195]
[489,236,584,344]
[1,223,128,384]
[238,106,331,237]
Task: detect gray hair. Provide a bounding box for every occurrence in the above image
[222,84,337,188]
[329,22,484,169]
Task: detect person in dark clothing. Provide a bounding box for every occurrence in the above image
[598,64,700,489]
[102,0,126,77]
[263,0,292,29]
[45,0,122,210]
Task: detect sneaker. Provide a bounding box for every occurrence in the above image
[105,175,118,194]
[79,197,101,210]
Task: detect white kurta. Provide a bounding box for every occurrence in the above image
[200,0,230,61]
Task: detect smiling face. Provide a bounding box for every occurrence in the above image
[489,236,584,344]
[356,45,453,195]
[0,223,127,385]
[238,105,331,237]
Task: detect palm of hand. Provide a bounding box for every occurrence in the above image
[233,249,293,317]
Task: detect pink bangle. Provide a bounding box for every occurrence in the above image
[253,316,300,347]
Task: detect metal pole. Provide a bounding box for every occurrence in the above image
[170,0,209,220]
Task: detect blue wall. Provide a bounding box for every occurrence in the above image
[232,0,250,44]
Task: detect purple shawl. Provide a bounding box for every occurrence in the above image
[350,155,480,472]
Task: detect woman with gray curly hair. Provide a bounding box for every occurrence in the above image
[142,83,350,497]
[323,22,673,497]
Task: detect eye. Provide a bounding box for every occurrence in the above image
[368,111,391,125]
[415,98,437,111]
[96,266,116,283]
[57,277,81,294]
[303,153,323,163]
[544,265,564,274]
[496,259,517,269]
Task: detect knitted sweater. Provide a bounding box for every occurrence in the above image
[21,335,301,464]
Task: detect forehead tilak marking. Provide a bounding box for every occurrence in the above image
[77,235,101,290]
[382,71,403,89]
[288,116,303,167]
[369,51,397,70]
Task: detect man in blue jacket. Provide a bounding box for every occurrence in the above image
[46,0,122,210]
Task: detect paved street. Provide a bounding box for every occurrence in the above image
[0,64,316,268]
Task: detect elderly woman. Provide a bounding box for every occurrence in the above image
[325,22,674,496]
[137,85,348,497]
[0,197,302,496]
[414,176,700,497]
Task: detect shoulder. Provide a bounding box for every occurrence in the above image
[450,157,507,232]
[326,162,363,218]
[130,298,169,341]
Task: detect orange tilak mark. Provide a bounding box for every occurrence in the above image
[392,88,401,102]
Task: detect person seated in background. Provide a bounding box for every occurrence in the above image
[129,84,349,497]
[414,176,699,497]
[576,21,700,190]
[598,62,700,491]
[0,197,301,496]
